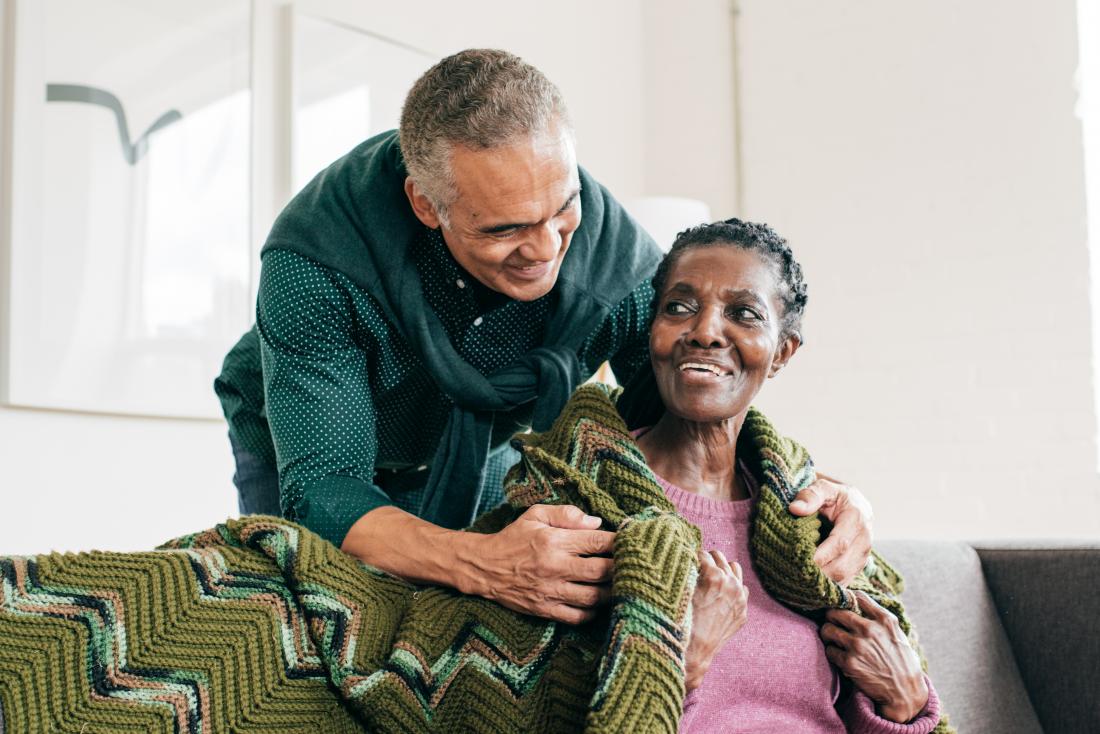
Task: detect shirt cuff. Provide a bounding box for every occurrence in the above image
[843,675,940,734]
[294,474,393,548]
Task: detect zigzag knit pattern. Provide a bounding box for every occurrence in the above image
[0,383,952,733]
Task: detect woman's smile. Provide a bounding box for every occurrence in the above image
[676,359,736,387]
[649,246,794,425]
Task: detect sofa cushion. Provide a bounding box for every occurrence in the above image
[876,540,1043,734]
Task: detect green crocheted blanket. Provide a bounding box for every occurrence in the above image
[0,384,952,733]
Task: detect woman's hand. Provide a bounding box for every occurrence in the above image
[820,590,929,723]
[685,549,749,692]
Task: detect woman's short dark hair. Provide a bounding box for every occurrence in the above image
[649,218,809,340]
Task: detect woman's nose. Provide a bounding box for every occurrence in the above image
[687,307,728,348]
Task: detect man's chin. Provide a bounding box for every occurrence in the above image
[495,268,559,301]
[498,280,555,302]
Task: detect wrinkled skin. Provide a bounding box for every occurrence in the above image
[821,591,929,722]
[684,549,749,692]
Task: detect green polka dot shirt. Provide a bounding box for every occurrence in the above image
[217,227,654,546]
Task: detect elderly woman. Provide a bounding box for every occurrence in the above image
[611,219,945,732]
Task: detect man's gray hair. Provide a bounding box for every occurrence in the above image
[399,49,573,223]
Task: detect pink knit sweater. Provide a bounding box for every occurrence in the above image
[655,470,941,734]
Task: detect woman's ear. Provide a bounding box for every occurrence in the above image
[768,333,802,378]
[404,177,443,229]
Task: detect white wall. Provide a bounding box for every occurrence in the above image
[0,0,658,554]
[736,0,1100,540]
[639,0,740,221]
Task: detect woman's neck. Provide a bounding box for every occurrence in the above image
[636,412,749,501]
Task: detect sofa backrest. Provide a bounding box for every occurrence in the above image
[975,542,1100,734]
[876,540,1043,734]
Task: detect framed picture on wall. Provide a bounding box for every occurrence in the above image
[2,0,252,418]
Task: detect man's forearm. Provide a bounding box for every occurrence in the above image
[341,506,484,594]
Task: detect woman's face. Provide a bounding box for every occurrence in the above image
[650,245,800,424]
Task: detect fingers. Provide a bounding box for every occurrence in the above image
[789,484,829,516]
[812,497,872,586]
[813,532,857,584]
[561,529,616,556]
[823,643,847,668]
[547,603,599,626]
[792,479,874,585]
[819,621,856,649]
[852,590,896,626]
[710,549,732,572]
[557,581,612,609]
[823,607,868,634]
[530,504,603,530]
[697,550,745,579]
[710,551,745,583]
[568,556,614,583]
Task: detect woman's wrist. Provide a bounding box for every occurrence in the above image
[683,639,717,692]
[877,675,929,723]
[684,659,709,692]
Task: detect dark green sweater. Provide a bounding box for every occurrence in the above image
[216,131,660,546]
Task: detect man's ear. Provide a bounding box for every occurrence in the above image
[768,333,802,378]
[404,177,442,229]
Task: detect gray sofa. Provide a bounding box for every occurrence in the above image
[876,540,1100,734]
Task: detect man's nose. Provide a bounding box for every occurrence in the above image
[518,222,562,262]
[687,306,728,348]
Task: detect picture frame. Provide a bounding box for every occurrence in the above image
[2,0,253,418]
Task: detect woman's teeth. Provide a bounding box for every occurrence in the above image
[679,362,725,376]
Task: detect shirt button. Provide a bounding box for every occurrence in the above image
[456,278,466,289]
[473,316,484,326]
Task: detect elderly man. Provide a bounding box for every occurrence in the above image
[216,49,871,624]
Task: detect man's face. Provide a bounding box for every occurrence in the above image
[407,123,582,301]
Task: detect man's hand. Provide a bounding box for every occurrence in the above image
[462,504,615,625]
[788,474,873,585]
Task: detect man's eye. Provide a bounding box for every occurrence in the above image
[665,301,692,314]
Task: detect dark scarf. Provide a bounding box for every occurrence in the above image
[262,130,661,528]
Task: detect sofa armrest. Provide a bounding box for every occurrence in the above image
[974,542,1100,734]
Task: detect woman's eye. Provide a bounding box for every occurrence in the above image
[660,301,686,316]
[731,306,762,321]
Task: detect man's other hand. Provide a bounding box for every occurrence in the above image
[789,475,873,585]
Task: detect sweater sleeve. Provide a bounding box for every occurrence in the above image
[840,675,941,734]
[257,249,393,547]
[578,279,654,383]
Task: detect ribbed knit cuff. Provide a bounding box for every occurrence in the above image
[294,475,393,548]
[843,675,940,734]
